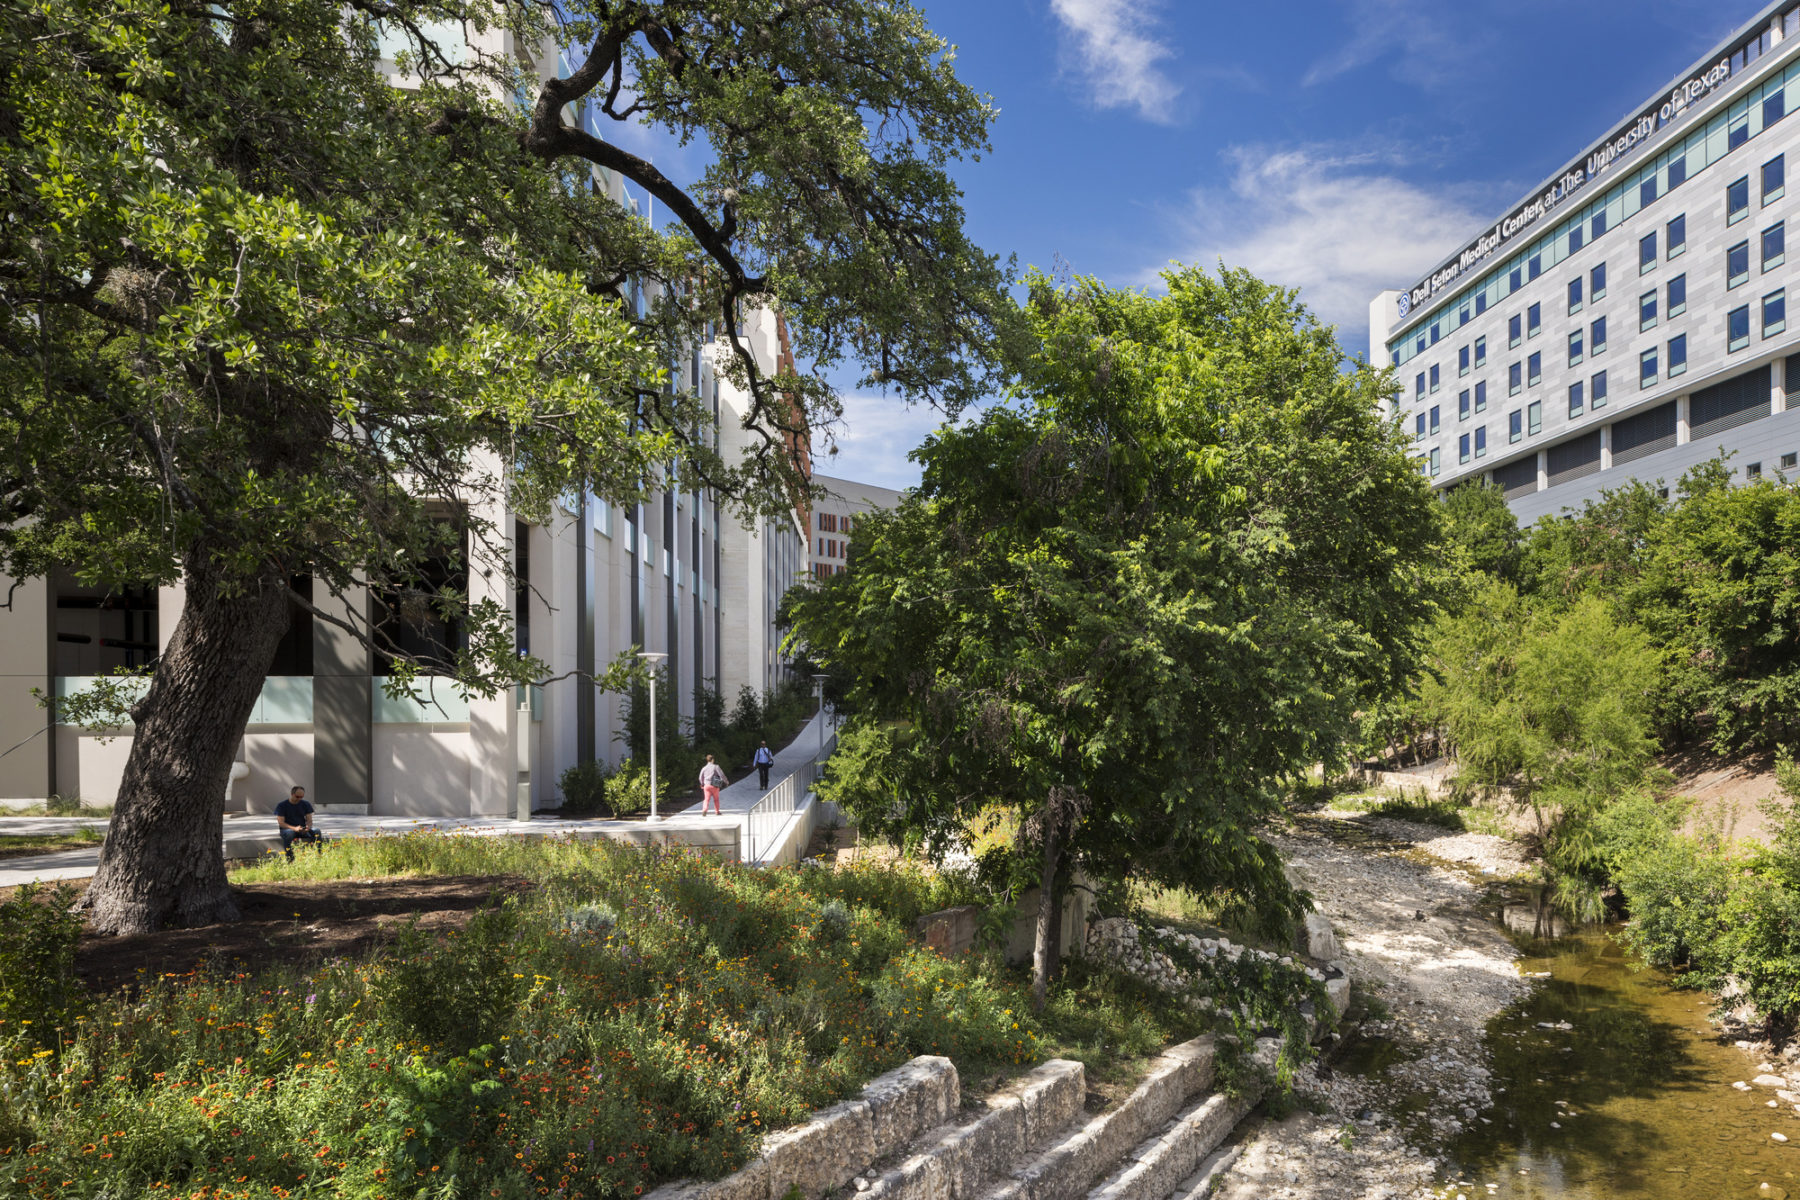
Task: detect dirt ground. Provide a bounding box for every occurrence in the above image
[1208,811,1529,1200]
[1665,745,1784,843]
[57,875,529,993]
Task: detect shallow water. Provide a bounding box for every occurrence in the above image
[1434,915,1800,1200]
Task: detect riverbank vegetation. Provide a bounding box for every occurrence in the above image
[0,834,1209,1200]
[1382,461,1800,1023]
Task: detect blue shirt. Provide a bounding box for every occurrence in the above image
[753,747,774,765]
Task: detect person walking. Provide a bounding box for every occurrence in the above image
[699,755,727,815]
[753,740,775,790]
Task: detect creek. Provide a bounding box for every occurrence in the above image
[1403,903,1800,1199]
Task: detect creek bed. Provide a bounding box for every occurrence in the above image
[1427,915,1800,1200]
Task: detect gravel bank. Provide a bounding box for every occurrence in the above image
[1207,811,1530,1200]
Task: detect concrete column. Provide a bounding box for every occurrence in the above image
[311,576,372,812]
[1676,394,1691,444]
[466,455,517,818]
[1600,423,1613,471]
[1773,355,1787,414]
[0,574,54,801]
[1536,450,1549,492]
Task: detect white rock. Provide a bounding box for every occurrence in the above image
[1774,1132,1790,1143]
[1736,1082,1755,1091]
[1755,1074,1788,1088]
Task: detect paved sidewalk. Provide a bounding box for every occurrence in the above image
[677,710,831,816]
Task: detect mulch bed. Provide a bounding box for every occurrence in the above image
[66,874,532,993]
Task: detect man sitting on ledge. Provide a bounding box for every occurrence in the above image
[275,785,322,862]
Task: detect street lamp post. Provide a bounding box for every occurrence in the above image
[811,674,829,758]
[639,651,668,822]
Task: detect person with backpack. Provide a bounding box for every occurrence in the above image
[753,741,775,790]
[699,755,727,815]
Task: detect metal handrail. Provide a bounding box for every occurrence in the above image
[744,725,838,862]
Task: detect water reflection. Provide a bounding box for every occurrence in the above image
[1436,924,1800,1199]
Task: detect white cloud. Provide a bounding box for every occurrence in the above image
[1048,0,1183,124]
[1302,0,1492,90]
[813,394,950,492]
[1162,144,1501,357]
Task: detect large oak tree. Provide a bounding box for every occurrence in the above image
[0,0,1011,932]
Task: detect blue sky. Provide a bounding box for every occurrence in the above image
[627,0,1769,489]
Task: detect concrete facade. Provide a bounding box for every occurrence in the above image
[1375,3,1800,522]
[806,473,904,580]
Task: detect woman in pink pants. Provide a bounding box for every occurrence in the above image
[699,754,727,815]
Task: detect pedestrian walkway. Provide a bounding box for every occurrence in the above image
[677,710,831,816]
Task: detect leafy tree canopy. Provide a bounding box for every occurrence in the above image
[0,0,1011,931]
[788,266,1450,1003]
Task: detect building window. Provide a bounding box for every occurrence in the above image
[1528,254,1542,281]
[1765,288,1787,337]
[1458,389,1471,420]
[1668,273,1687,317]
[1592,210,1608,239]
[1768,154,1788,205]
[1416,333,1426,354]
[1765,221,1786,270]
[1729,240,1751,289]
[1415,413,1426,440]
[1782,452,1797,470]
[1527,302,1541,338]
[1639,232,1657,273]
[1476,291,1489,316]
[1528,351,1542,386]
[1591,262,1607,301]
[1668,333,1688,378]
[1429,404,1440,435]
[1592,370,1608,409]
[1748,461,1764,479]
[1568,329,1584,366]
[1667,214,1686,259]
[1568,277,1583,314]
[1569,380,1585,416]
[1429,363,1440,393]
[1430,322,1441,345]
[1641,176,1658,208]
[1569,226,1585,255]
[1459,433,1471,465]
[1729,304,1751,352]
[1475,380,1487,412]
[1731,112,1750,151]
[1430,447,1441,477]
[1768,89,1788,129]
[1459,345,1470,376]
[1415,371,1425,398]
[1509,409,1523,443]
[1474,426,1487,458]
[1509,267,1522,293]
[1509,361,1522,395]
[1528,400,1542,435]
[1639,347,1658,388]
[1508,314,1522,348]
[1669,155,1688,190]
[1639,289,1658,332]
[1591,315,1607,354]
[1730,175,1751,224]
[1475,335,1487,367]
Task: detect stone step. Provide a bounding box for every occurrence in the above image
[1166,1144,1243,1200]
[1083,1090,1255,1200]
[972,1038,1219,1200]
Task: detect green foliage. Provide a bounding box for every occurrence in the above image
[558,759,614,816]
[1442,480,1524,582]
[0,884,85,1041]
[1,835,1217,1198]
[790,266,1452,996]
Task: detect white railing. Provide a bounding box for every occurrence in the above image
[744,725,838,863]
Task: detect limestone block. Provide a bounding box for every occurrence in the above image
[701,1155,771,1200]
[759,1098,874,1200]
[941,1103,1024,1191]
[1156,1036,1217,1096]
[1325,972,1351,1020]
[1299,911,1340,962]
[861,1147,953,1200]
[1013,1126,1102,1200]
[641,1183,712,1200]
[864,1056,959,1158]
[917,906,980,958]
[981,1059,1084,1149]
[1088,1058,1183,1166]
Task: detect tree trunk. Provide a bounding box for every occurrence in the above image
[1030,816,1061,1012]
[81,564,293,935]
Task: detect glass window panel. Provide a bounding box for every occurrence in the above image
[1730,176,1751,224]
[1729,304,1751,351]
[1474,427,1487,457]
[1509,410,1523,443]
[1667,214,1685,258]
[1730,240,1751,288]
[1640,289,1658,332]
[1528,303,1540,336]
[1459,389,1471,419]
[1669,154,1688,190]
[1668,273,1687,317]
[1591,315,1607,353]
[1475,380,1487,412]
[1509,361,1522,395]
[1568,329,1584,365]
[1529,401,1542,435]
[1767,154,1787,204]
[1569,380,1584,416]
[1765,221,1786,270]
[1459,433,1470,464]
[1640,232,1657,273]
[1668,333,1687,377]
[1568,278,1583,313]
[1639,348,1658,387]
[1641,177,1658,207]
[1528,351,1541,386]
[1475,336,1487,366]
[1509,314,1522,347]
[1592,370,1608,409]
[1591,262,1607,300]
[1765,289,1786,337]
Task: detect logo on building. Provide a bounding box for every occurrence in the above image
[1397,291,1412,319]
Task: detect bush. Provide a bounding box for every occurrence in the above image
[375,905,525,1051]
[0,883,84,1040]
[559,759,612,816]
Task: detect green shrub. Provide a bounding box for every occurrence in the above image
[0,883,83,1040]
[375,905,525,1051]
[559,759,612,816]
